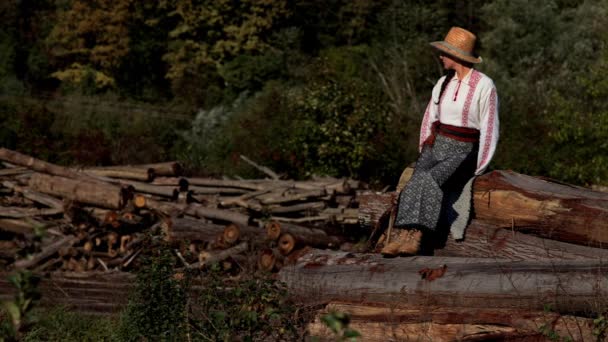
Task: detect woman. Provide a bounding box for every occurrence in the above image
[382,27,499,256]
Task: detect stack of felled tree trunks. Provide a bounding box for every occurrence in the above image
[281,167,608,341]
[1,146,608,340]
[0,147,362,314]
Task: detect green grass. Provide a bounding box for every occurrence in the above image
[21,307,117,342]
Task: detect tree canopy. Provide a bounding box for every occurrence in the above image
[1,0,606,187]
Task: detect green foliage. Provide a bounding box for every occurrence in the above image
[116,245,187,341]
[539,323,574,342]
[192,268,300,341]
[2,0,608,187]
[593,315,608,341]
[287,78,390,178]
[0,271,41,341]
[47,0,132,92]
[319,311,361,341]
[22,307,115,342]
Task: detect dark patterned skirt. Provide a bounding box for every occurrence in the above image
[395,134,478,232]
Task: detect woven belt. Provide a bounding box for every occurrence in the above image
[424,121,480,147]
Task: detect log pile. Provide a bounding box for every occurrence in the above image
[1,148,608,341]
[0,148,362,275]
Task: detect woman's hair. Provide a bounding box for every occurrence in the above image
[434,69,456,105]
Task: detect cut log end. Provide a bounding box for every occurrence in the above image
[223,224,240,245]
[133,195,146,209]
[266,221,281,241]
[278,233,296,256]
[258,248,276,272]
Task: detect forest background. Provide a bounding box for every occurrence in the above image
[1,0,607,188]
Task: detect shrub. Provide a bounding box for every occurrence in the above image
[116,245,187,341]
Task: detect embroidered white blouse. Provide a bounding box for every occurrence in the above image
[419,69,499,175]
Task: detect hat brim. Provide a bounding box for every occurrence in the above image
[430,41,482,64]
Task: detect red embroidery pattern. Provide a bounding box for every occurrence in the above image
[479,87,497,169]
[419,101,432,148]
[461,70,482,127]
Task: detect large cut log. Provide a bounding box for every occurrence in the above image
[29,173,129,210]
[308,302,596,342]
[358,170,608,248]
[437,220,608,260]
[277,249,608,314]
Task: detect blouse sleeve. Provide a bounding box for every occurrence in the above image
[475,81,499,175]
[418,78,443,152]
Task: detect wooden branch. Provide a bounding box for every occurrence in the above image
[193,242,248,268]
[0,218,44,235]
[185,204,251,227]
[0,167,31,177]
[0,148,98,182]
[84,166,155,182]
[14,235,78,269]
[2,180,64,209]
[266,201,326,215]
[239,155,280,180]
[0,206,63,218]
[135,161,182,177]
[187,178,265,191]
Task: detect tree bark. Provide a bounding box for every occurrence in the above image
[0,218,45,235]
[193,242,249,268]
[84,166,155,182]
[437,220,608,260]
[29,173,127,209]
[0,148,98,182]
[308,302,596,342]
[135,161,182,177]
[277,249,608,314]
[14,235,78,269]
[265,221,345,253]
[161,216,227,242]
[357,170,608,248]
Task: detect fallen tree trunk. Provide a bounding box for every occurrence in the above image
[358,170,608,248]
[437,220,608,260]
[0,148,99,183]
[308,302,597,342]
[278,249,608,313]
[29,173,128,210]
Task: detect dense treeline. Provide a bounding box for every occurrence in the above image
[0,0,606,187]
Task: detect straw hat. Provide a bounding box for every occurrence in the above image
[430,27,482,64]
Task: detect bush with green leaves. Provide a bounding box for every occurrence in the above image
[192,266,301,341]
[116,245,187,341]
[0,271,41,341]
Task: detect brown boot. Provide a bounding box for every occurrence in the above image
[380,229,422,256]
[397,229,422,255]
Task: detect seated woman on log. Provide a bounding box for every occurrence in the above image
[382,27,499,256]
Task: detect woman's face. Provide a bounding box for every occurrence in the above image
[439,53,458,70]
